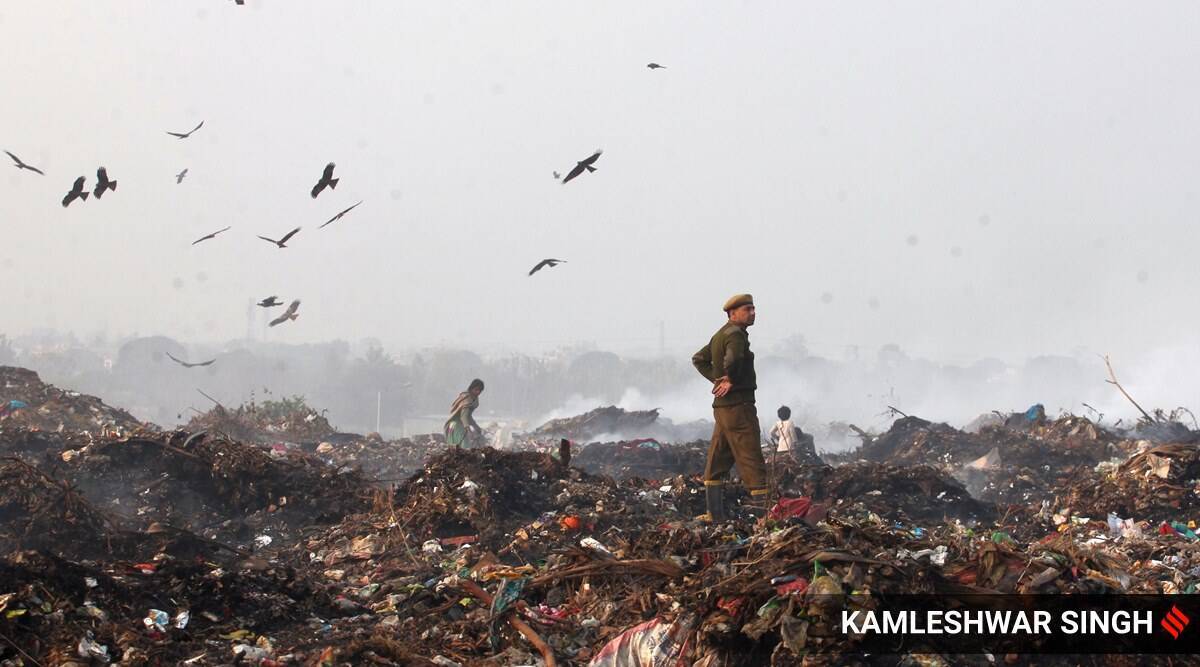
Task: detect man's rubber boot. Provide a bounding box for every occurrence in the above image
[704,484,729,522]
[742,489,772,520]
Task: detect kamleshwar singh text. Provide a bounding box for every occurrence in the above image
[841,610,1153,635]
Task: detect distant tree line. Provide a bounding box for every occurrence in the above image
[0,330,1116,435]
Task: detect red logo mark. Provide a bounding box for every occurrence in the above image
[1162,606,1190,639]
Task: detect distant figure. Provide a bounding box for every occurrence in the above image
[646,63,666,70]
[559,438,571,468]
[769,405,822,466]
[62,176,89,207]
[444,378,485,448]
[311,162,339,198]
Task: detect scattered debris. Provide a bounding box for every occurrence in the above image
[4,368,1200,664]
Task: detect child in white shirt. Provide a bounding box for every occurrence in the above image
[768,405,822,466]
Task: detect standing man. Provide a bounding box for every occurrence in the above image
[445,378,485,448]
[692,294,768,521]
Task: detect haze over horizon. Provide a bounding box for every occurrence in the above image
[3,2,1199,370]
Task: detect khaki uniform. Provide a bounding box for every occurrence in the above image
[692,322,768,496]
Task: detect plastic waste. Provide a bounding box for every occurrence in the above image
[233,644,272,661]
[580,537,613,558]
[144,608,170,633]
[897,545,949,566]
[1107,513,1142,539]
[966,447,1002,470]
[77,632,110,663]
[560,515,582,531]
[1171,521,1198,540]
[775,578,809,596]
[589,614,697,667]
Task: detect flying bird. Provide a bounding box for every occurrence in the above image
[93,167,117,199]
[311,162,339,198]
[269,300,301,327]
[528,258,567,276]
[176,169,188,184]
[167,121,204,139]
[257,227,301,248]
[5,151,44,175]
[553,171,561,180]
[646,63,666,69]
[560,149,602,184]
[192,226,231,245]
[319,200,362,229]
[166,352,216,368]
[257,296,283,308]
[62,177,89,207]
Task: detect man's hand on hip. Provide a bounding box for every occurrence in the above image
[713,377,733,398]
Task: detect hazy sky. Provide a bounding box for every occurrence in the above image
[3,2,1198,364]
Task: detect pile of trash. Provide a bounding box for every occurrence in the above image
[264,446,1200,665]
[1064,441,1200,523]
[0,365,146,435]
[571,438,708,480]
[0,458,116,557]
[184,394,335,444]
[527,406,663,441]
[791,461,996,524]
[7,367,1200,664]
[309,432,446,483]
[843,414,1146,512]
[1,424,374,547]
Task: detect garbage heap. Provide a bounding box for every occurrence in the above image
[1065,441,1200,524]
[4,375,1200,666]
[1,426,374,549]
[309,432,446,483]
[570,439,708,480]
[184,394,336,444]
[528,406,663,442]
[253,447,1200,666]
[788,461,997,525]
[0,424,378,665]
[5,437,1200,665]
[0,365,146,435]
[840,414,1144,510]
[523,406,715,446]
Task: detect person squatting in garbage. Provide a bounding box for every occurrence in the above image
[691,293,769,521]
[445,378,485,448]
[769,405,824,466]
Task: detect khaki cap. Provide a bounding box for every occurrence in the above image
[723,293,754,312]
